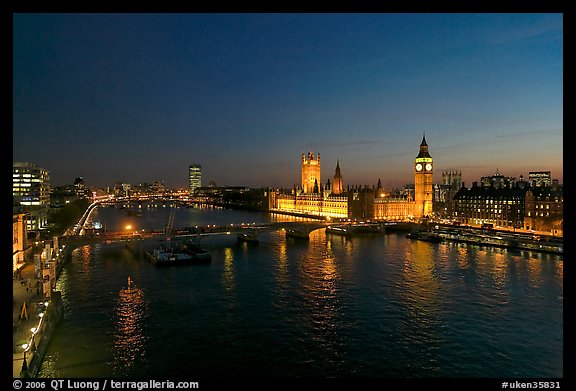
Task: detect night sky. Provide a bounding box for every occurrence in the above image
[13,13,563,189]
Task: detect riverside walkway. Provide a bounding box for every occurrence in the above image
[13,262,44,377]
[13,252,64,378]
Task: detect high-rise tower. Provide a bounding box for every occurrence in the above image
[13,162,51,231]
[189,164,202,194]
[332,160,343,195]
[13,162,51,208]
[301,152,321,194]
[414,135,433,218]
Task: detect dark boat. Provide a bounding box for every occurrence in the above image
[145,242,211,267]
[406,230,444,243]
[327,223,384,236]
[285,229,310,240]
[237,233,259,244]
[182,242,212,261]
[326,225,351,236]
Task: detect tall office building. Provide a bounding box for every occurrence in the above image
[13,162,51,231]
[13,162,51,207]
[189,164,202,194]
[74,177,86,198]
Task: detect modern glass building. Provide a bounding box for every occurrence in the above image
[13,162,51,231]
[189,164,202,194]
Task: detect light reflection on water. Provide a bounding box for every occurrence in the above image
[111,277,148,376]
[39,207,563,378]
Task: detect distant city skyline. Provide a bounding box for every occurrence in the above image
[13,13,563,188]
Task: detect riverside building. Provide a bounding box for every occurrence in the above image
[189,164,202,195]
[272,135,435,221]
[13,162,51,232]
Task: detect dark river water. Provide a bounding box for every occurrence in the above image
[38,203,563,379]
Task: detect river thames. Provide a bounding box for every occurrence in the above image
[38,204,563,378]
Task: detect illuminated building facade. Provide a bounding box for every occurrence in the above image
[114,182,132,198]
[528,171,552,187]
[371,135,434,220]
[414,135,433,217]
[13,162,51,207]
[274,193,349,219]
[189,164,202,194]
[74,177,86,198]
[272,136,435,221]
[13,162,51,231]
[13,213,30,269]
[451,172,563,234]
[372,192,416,220]
[524,179,563,235]
[481,170,516,189]
[452,181,527,228]
[301,152,321,194]
[274,157,348,218]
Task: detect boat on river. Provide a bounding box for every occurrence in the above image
[119,276,142,297]
[145,241,211,267]
[237,233,259,244]
[285,228,310,240]
[326,223,385,236]
[406,230,445,243]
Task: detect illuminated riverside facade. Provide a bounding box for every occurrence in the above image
[13,162,51,231]
[13,213,29,269]
[524,180,563,235]
[274,153,348,218]
[301,152,321,194]
[13,162,51,207]
[452,182,527,228]
[271,136,434,220]
[451,173,563,235]
[372,192,417,220]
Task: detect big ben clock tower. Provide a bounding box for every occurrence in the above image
[414,134,433,218]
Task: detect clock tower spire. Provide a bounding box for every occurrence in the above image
[414,133,433,219]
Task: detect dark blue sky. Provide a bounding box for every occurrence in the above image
[13,13,563,189]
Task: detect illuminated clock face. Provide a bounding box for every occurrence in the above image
[425,163,433,171]
[415,163,423,171]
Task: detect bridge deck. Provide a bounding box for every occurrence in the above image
[63,221,332,245]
